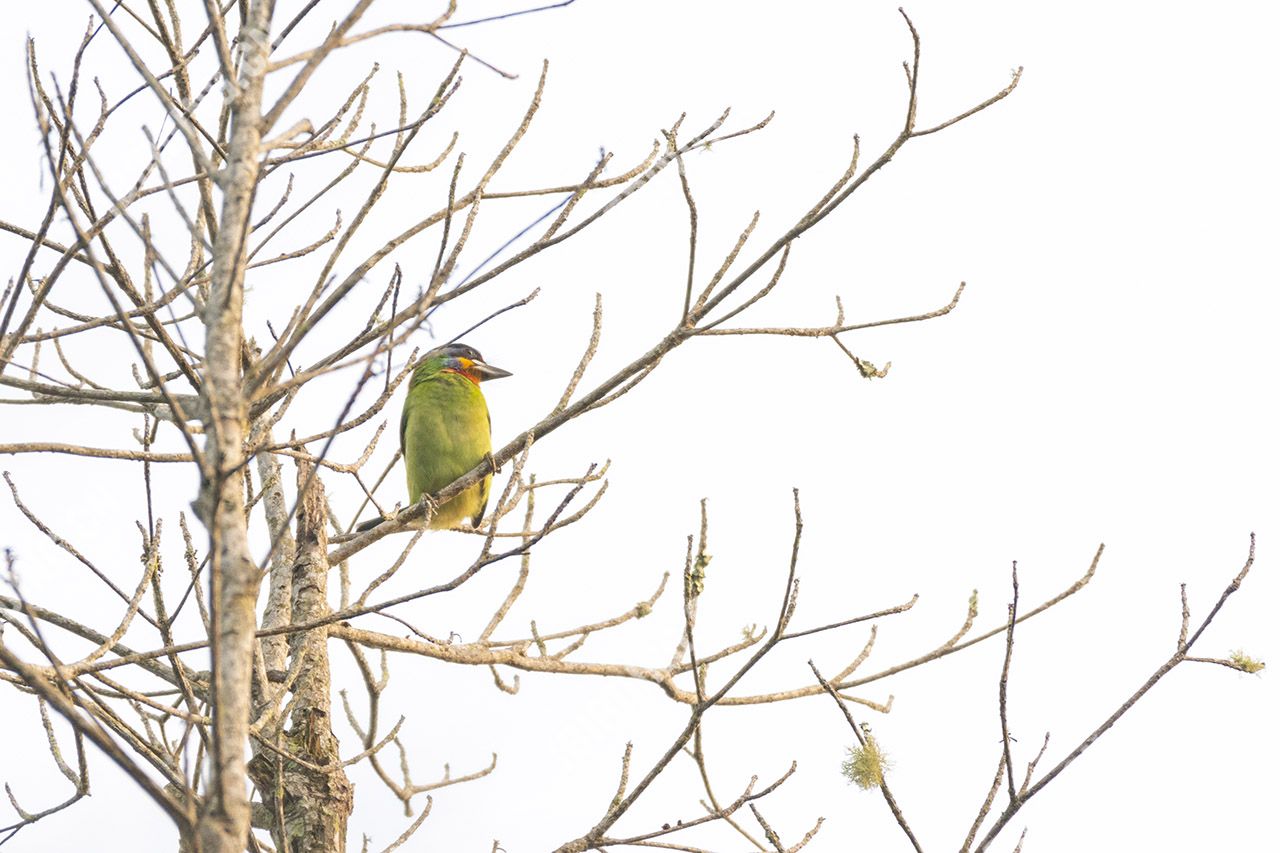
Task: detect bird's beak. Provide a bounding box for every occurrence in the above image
[471,360,512,381]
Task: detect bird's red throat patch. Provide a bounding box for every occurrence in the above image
[443,366,481,385]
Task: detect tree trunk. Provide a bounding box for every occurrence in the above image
[195,4,274,851]
[249,461,352,852]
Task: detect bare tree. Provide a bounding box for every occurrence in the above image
[0,4,1263,853]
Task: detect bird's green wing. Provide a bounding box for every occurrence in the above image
[473,475,490,528]
[472,409,492,527]
[400,403,409,456]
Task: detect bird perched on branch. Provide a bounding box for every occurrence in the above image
[359,343,511,532]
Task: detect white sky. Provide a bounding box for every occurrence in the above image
[1,2,1277,851]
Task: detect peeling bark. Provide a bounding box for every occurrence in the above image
[249,461,352,852]
[254,427,295,677]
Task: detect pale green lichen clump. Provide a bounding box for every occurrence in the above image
[842,735,891,790]
[1229,649,1265,674]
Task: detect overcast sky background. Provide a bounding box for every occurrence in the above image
[1,2,1277,851]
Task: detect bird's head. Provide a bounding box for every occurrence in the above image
[419,343,512,385]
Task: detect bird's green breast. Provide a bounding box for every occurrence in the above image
[401,370,493,529]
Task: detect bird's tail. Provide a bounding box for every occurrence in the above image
[354,517,384,533]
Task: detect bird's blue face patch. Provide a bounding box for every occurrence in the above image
[442,356,480,384]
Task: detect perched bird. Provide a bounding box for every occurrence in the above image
[360,343,511,531]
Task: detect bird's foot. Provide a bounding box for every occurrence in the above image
[419,493,439,528]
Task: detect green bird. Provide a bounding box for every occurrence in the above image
[362,343,511,531]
